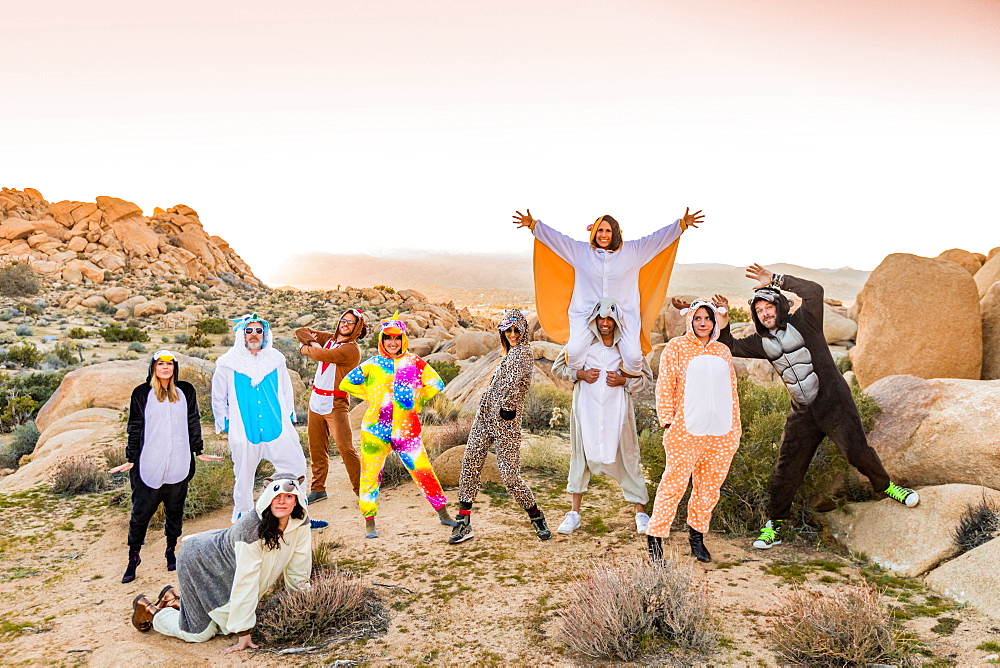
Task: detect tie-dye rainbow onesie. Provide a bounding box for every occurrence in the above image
[340,351,447,518]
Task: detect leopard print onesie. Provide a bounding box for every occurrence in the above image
[458,308,537,510]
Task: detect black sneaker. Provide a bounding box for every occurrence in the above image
[531,513,552,541]
[449,516,474,544]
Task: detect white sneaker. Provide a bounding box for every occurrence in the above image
[635,512,650,535]
[557,511,581,534]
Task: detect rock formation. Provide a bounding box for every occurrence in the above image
[0,188,260,286]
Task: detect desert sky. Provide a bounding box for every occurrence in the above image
[1,0,997,282]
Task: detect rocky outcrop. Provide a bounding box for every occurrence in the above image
[924,537,1000,621]
[975,253,1000,299]
[851,253,982,387]
[443,349,570,414]
[433,445,501,487]
[451,331,501,360]
[982,282,1000,380]
[0,188,260,285]
[937,248,983,276]
[823,303,857,343]
[825,484,1000,577]
[865,375,1000,488]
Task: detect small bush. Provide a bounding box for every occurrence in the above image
[954,498,1000,554]
[184,330,213,348]
[255,569,388,647]
[0,421,40,468]
[770,585,915,666]
[99,323,149,343]
[429,361,461,386]
[219,333,234,347]
[520,438,570,475]
[522,384,573,434]
[428,418,473,458]
[836,354,853,374]
[96,301,117,315]
[67,327,89,340]
[127,341,146,353]
[102,444,127,471]
[420,394,462,426]
[14,324,33,337]
[558,557,715,661]
[173,333,190,344]
[50,342,78,366]
[372,285,395,294]
[311,540,343,576]
[0,370,64,432]
[2,342,43,368]
[50,457,110,495]
[728,306,750,323]
[0,262,40,297]
[195,318,229,334]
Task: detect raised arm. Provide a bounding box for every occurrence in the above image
[513,210,586,265]
[746,263,824,329]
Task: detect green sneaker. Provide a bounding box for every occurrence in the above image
[884,482,919,507]
[753,520,783,549]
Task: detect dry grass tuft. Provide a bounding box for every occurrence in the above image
[311,540,343,576]
[770,585,916,666]
[954,497,1000,554]
[427,418,473,458]
[380,451,410,489]
[421,394,463,425]
[520,438,570,476]
[557,557,714,661]
[255,569,388,648]
[50,457,110,495]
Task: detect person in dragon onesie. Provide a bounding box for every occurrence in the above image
[449,308,551,544]
[340,313,456,539]
[646,299,739,564]
[128,473,312,654]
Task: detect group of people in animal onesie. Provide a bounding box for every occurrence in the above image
[117,205,920,653]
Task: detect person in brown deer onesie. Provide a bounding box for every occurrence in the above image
[295,308,368,504]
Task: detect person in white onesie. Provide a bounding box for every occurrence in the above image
[211,313,308,524]
[513,208,703,375]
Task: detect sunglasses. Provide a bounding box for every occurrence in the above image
[245,327,265,334]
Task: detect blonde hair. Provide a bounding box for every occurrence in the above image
[151,366,180,403]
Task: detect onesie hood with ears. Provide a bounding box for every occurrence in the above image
[254,472,309,519]
[378,312,409,358]
[585,298,624,345]
[681,300,726,343]
[230,312,273,350]
[749,288,791,337]
[338,308,369,343]
[498,308,530,354]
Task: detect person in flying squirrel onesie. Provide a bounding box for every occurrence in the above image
[211,314,308,524]
[128,473,312,655]
[711,264,919,550]
[646,299,740,564]
[340,313,457,539]
[449,308,552,544]
[511,207,704,375]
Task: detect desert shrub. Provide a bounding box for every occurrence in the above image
[166,302,184,313]
[633,399,660,436]
[835,354,853,374]
[0,421,40,468]
[219,332,234,347]
[728,306,750,323]
[0,395,40,431]
[429,361,461,386]
[639,428,666,515]
[50,457,110,495]
[372,285,395,294]
[0,262,40,297]
[173,333,189,344]
[954,498,1000,554]
[14,324,33,337]
[195,317,229,334]
[126,341,146,353]
[1,342,42,368]
[99,323,149,343]
[255,569,388,647]
[522,384,573,434]
[770,585,915,666]
[205,303,220,315]
[49,342,78,366]
[311,540,342,576]
[184,330,213,348]
[420,394,463,426]
[102,444,127,470]
[558,557,714,661]
[428,418,473,458]
[96,301,117,315]
[381,451,410,488]
[520,438,570,475]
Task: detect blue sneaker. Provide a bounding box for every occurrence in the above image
[309,519,329,530]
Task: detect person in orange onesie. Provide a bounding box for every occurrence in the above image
[646,298,740,563]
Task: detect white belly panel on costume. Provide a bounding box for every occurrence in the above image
[577,342,628,464]
[682,355,733,436]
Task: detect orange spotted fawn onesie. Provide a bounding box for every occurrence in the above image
[647,301,741,540]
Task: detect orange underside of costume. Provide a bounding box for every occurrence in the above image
[532,238,681,355]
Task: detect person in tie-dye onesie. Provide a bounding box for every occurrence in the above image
[340,313,457,539]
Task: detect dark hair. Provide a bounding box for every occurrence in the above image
[693,305,717,324]
[592,215,623,252]
[259,502,305,550]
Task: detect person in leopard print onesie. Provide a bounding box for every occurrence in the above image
[449,308,551,543]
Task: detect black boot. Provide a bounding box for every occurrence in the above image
[165,537,177,572]
[647,535,663,563]
[688,526,711,563]
[122,547,142,583]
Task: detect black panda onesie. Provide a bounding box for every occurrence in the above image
[717,274,891,520]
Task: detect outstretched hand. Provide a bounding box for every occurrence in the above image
[745,263,774,289]
[108,463,133,474]
[681,208,704,229]
[671,297,690,311]
[223,635,259,654]
[512,210,536,229]
[713,294,730,329]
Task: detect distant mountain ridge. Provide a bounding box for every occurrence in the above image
[272,251,868,307]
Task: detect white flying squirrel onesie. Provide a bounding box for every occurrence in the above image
[211,314,306,522]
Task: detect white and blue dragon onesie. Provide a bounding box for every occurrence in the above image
[211,314,307,522]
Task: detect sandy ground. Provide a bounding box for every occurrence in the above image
[2,433,999,667]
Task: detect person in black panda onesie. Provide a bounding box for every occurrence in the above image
[713,263,919,549]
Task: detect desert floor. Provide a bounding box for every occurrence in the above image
[1,431,998,667]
